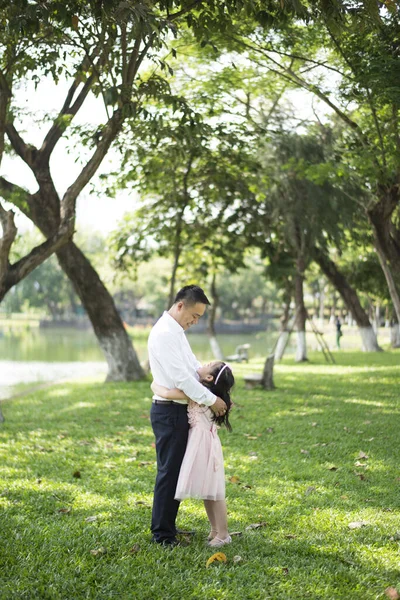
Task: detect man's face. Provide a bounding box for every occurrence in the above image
[176,301,206,330]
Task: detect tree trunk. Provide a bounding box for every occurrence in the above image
[319,281,326,329]
[207,274,223,360]
[367,188,400,281]
[261,354,275,390]
[329,292,337,324]
[294,267,308,362]
[372,229,400,326]
[56,242,144,381]
[9,175,145,381]
[275,292,291,361]
[313,247,382,352]
[390,323,400,348]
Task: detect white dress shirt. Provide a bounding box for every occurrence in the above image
[148,311,216,406]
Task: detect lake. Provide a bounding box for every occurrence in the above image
[0,322,390,401]
[0,326,287,400]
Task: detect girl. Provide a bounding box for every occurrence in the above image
[151,360,234,547]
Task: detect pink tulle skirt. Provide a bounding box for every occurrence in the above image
[175,403,225,502]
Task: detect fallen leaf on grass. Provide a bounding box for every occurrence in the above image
[282,567,289,575]
[300,449,309,454]
[129,544,140,554]
[247,436,258,440]
[139,461,153,466]
[354,472,366,480]
[385,587,400,600]
[85,516,98,523]
[72,471,81,478]
[284,534,297,539]
[266,427,274,433]
[389,532,400,541]
[135,501,150,508]
[348,521,368,529]
[229,476,240,484]
[357,451,369,459]
[206,552,227,568]
[311,422,318,427]
[230,531,243,537]
[245,522,267,530]
[354,461,367,467]
[57,508,71,514]
[305,486,316,495]
[90,547,107,556]
[125,457,137,463]
[363,420,372,425]
[328,466,338,471]
[233,555,243,563]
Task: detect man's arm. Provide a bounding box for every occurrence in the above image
[151,381,189,400]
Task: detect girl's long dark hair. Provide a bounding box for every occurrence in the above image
[204,362,234,431]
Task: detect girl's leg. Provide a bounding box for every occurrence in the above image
[205,499,229,543]
[204,500,218,540]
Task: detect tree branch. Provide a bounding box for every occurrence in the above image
[8,223,72,286]
[0,201,17,277]
[5,122,38,167]
[60,109,124,225]
[236,37,376,155]
[0,175,34,215]
[0,71,12,168]
[39,42,109,163]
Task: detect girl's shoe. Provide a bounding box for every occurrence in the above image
[208,535,232,548]
[207,530,217,541]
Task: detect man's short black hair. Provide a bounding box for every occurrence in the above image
[173,285,210,306]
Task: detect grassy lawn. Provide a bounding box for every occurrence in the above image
[1,351,400,599]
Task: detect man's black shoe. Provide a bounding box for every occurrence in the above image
[176,529,195,536]
[152,537,180,548]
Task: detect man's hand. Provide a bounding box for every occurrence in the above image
[210,396,226,417]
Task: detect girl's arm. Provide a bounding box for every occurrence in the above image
[151,381,190,401]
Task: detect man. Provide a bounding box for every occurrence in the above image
[148,285,226,546]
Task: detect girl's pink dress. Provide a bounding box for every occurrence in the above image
[175,400,225,501]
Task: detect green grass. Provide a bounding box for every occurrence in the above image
[1,351,400,599]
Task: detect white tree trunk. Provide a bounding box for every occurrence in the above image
[209,336,224,360]
[390,324,400,348]
[100,331,144,381]
[275,331,289,361]
[358,326,382,352]
[295,331,308,362]
[319,285,325,330]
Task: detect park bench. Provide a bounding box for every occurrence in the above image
[226,343,250,363]
[243,354,275,390]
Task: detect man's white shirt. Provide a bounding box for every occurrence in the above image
[148,311,216,406]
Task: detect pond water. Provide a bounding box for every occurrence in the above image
[0,326,287,400]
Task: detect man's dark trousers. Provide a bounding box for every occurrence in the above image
[150,402,189,543]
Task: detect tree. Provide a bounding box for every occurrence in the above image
[0,0,282,380]
[224,8,400,327]
[109,108,258,359]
